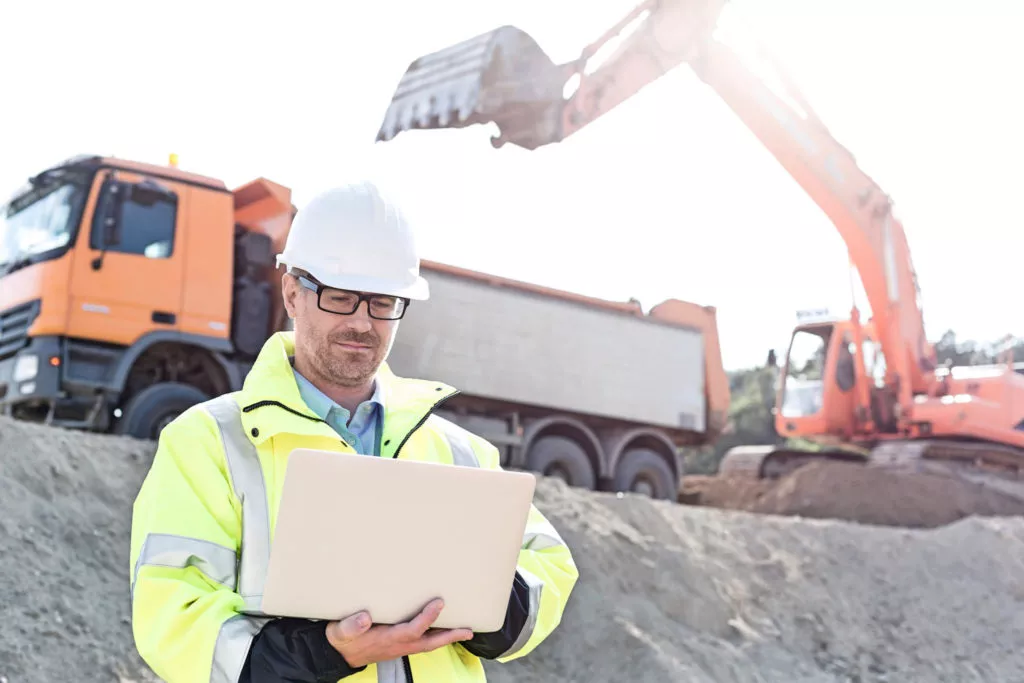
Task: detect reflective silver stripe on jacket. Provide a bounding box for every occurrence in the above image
[131,533,237,602]
[128,395,271,682]
[205,394,271,615]
[501,515,560,659]
[210,614,272,683]
[499,567,544,659]
[203,394,273,682]
[376,659,406,683]
[437,418,481,468]
[130,528,267,683]
[523,520,566,552]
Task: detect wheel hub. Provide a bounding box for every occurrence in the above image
[632,478,655,497]
[546,465,572,484]
[153,413,178,437]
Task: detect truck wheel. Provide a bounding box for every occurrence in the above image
[115,382,209,440]
[527,435,596,490]
[614,447,677,500]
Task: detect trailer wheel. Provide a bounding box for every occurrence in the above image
[115,382,209,441]
[614,447,676,500]
[527,435,597,490]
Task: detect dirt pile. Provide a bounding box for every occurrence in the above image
[0,415,158,682]
[3,414,1024,682]
[505,482,1024,683]
[681,459,1024,527]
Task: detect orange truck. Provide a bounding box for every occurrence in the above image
[0,153,729,498]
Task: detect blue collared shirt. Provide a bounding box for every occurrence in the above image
[291,366,385,456]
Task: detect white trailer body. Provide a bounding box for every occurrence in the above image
[387,264,708,435]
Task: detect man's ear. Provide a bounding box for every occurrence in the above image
[282,272,299,319]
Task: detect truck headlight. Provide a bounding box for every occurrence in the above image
[13,354,39,382]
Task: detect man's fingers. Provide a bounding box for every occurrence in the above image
[400,599,445,637]
[419,627,474,652]
[329,611,373,644]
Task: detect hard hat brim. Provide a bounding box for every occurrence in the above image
[317,271,430,301]
[280,254,430,300]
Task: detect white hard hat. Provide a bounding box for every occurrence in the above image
[276,180,429,300]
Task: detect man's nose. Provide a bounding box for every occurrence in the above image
[342,301,373,331]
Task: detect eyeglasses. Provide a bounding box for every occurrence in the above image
[295,274,409,320]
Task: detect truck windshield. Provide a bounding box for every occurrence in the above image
[0,172,90,274]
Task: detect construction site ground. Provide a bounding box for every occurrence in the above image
[3,413,1024,682]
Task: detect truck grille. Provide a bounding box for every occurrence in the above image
[0,299,41,361]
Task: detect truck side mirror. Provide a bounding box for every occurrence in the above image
[91,179,127,270]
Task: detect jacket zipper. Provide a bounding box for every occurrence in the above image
[241,399,350,448]
[249,391,459,683]
[242,399,324,422]
[393,389,459,683]
[390,391,459,459]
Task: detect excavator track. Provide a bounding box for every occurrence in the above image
[717,445,777,477]
[866,438,1024,505]
[868,438,1024,474]
[719,444,868,480]
[719,439,1024,494]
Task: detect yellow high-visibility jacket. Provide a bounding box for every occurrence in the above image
[129,331,578,682]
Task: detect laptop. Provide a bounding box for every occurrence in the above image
[259,447,538,632]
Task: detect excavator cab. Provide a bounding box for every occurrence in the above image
[774,317,891,445]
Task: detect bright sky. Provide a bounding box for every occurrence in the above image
[2,1,1021,370]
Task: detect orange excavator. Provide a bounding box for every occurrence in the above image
[373,0,1024,479]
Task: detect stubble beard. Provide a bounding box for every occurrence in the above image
[309,330,384,389]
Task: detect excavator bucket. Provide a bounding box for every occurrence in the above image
[375,26,571,150]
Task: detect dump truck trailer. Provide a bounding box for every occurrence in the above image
[0,153,728,499]
[389,260,730,498]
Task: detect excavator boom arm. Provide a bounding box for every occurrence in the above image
[376,0,938,414]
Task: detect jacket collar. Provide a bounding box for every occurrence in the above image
[237,331,458,451]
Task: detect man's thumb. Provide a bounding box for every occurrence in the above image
[331,611,372,643]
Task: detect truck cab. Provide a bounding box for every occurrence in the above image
[0,154,293,437]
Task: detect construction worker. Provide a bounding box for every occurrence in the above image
[129,181,579,682]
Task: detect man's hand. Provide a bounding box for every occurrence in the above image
[325,599,474,668]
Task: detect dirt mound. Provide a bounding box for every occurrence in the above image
[503,482,1024,683]
[682,460,1024,527]
[0,415,158,682]
[3,415,1024,682]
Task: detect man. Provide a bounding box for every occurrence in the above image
[129,181,579,682]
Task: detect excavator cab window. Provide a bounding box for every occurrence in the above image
[780,326,831,418]
[835,335,856,392]
[860,339,886,389]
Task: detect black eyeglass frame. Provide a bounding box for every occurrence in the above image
[292,271,410,320]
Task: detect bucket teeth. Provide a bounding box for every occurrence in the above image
[375,26,567,148]
[376,31,493,141]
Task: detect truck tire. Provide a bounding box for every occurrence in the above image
[614,447,677,500]
[115,382,210,441]
[527,435,596,490]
